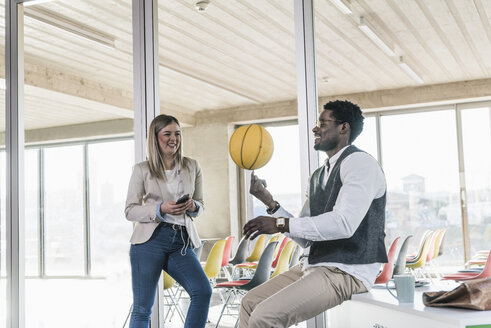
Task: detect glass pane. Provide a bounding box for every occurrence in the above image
[0,153,5,328]
[87,140,133,324]
[25,149,39,277]
[252,125,302,217]
[44,145,84,275]
[381,110,463,267]
[354,116,378,159]
[461,106,491,254]
[89,140,133,276]
[23,0,134,326]
[0,2,6,325]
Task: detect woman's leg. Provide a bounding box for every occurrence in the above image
[167,247,212,328]
[129,242,167,328]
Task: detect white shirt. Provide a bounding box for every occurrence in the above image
[163,167,186,226]
[277,145,387,290]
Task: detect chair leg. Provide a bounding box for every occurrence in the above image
[215,289,234,328]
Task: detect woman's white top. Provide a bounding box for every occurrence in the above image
[163,167,186,226]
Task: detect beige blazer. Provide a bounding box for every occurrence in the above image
[125,157,204,247]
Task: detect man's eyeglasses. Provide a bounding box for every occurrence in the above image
[315,119,344,128]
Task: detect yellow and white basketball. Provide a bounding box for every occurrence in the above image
[229,124,274,170]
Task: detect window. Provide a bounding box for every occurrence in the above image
[25,149,40,277]
[461,106,491,254]
[381,109,463,266]
[89,140,133,277]
[44,145,85,276]
[252,124,303,217]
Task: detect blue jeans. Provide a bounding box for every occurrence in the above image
[129,223,212,328]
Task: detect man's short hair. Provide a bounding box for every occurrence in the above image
[323,100,364,143]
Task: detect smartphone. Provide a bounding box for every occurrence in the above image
[176,194,190,204]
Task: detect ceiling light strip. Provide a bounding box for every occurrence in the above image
[358,16,395,57]
[399,56,424,84]
[24,7,116,48]
[330,0,352,14]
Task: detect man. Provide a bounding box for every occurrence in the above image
[241,100,388,328]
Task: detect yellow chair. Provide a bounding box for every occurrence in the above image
[245,234,268,262]
[406,231,434,279]
[202,239,227,285]
[270,234,284,260]
[162,270,185,323]
[271,240,295,278]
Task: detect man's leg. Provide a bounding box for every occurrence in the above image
[238,264,303,328]
[248,266,367,328]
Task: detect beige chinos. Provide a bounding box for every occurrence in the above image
[239,264,367,328]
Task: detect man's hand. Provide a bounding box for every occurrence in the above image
[243,216,278,240]
[250,172,275,208]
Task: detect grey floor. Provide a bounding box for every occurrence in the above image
[162,287,239,328]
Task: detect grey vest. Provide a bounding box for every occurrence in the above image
[308,145,388,265]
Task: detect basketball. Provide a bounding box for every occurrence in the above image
[229,124,274,170]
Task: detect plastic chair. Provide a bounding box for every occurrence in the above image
[202,239,227,285]
[406,230,431,262]
[194,240,206,261]
[392,235,412,276]
[214,241,278,328]
[271,240,295,278]
[162,270,185,323]
[406,231,435,279]
[430,229,447,261]
[272,236,290,269]
[289,244,302,268]
[236,234,280,271]
[374,237,400,284]
[229,236,250,266]
[220,236,235,280]
[442,250,491,281]
[244,234,268,262]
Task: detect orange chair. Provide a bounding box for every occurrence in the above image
[374,236,400,284]
[442,250,491,281]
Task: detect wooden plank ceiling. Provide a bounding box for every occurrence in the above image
[0,0,490,130]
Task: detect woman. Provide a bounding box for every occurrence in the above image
[125,114,211,328]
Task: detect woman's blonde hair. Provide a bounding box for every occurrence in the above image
[147,114,183,180]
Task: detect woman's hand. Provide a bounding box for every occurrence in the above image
[160,198,196,216]
[184,198,197,213]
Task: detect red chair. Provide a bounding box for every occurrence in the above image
[271,236,290,269]
[220,236,235,280]
[442,251,491,281]
[374,236,400,284]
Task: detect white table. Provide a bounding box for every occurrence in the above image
[328,283,491,328]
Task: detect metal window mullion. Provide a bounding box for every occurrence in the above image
[39,148,45,277]
[294,0,318,201]
[83,143,91,276]
[132,0,160,326]
[454,104,471,262]
[375,113,382,166]
[294,0,323,327]
[6,1,25,328]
